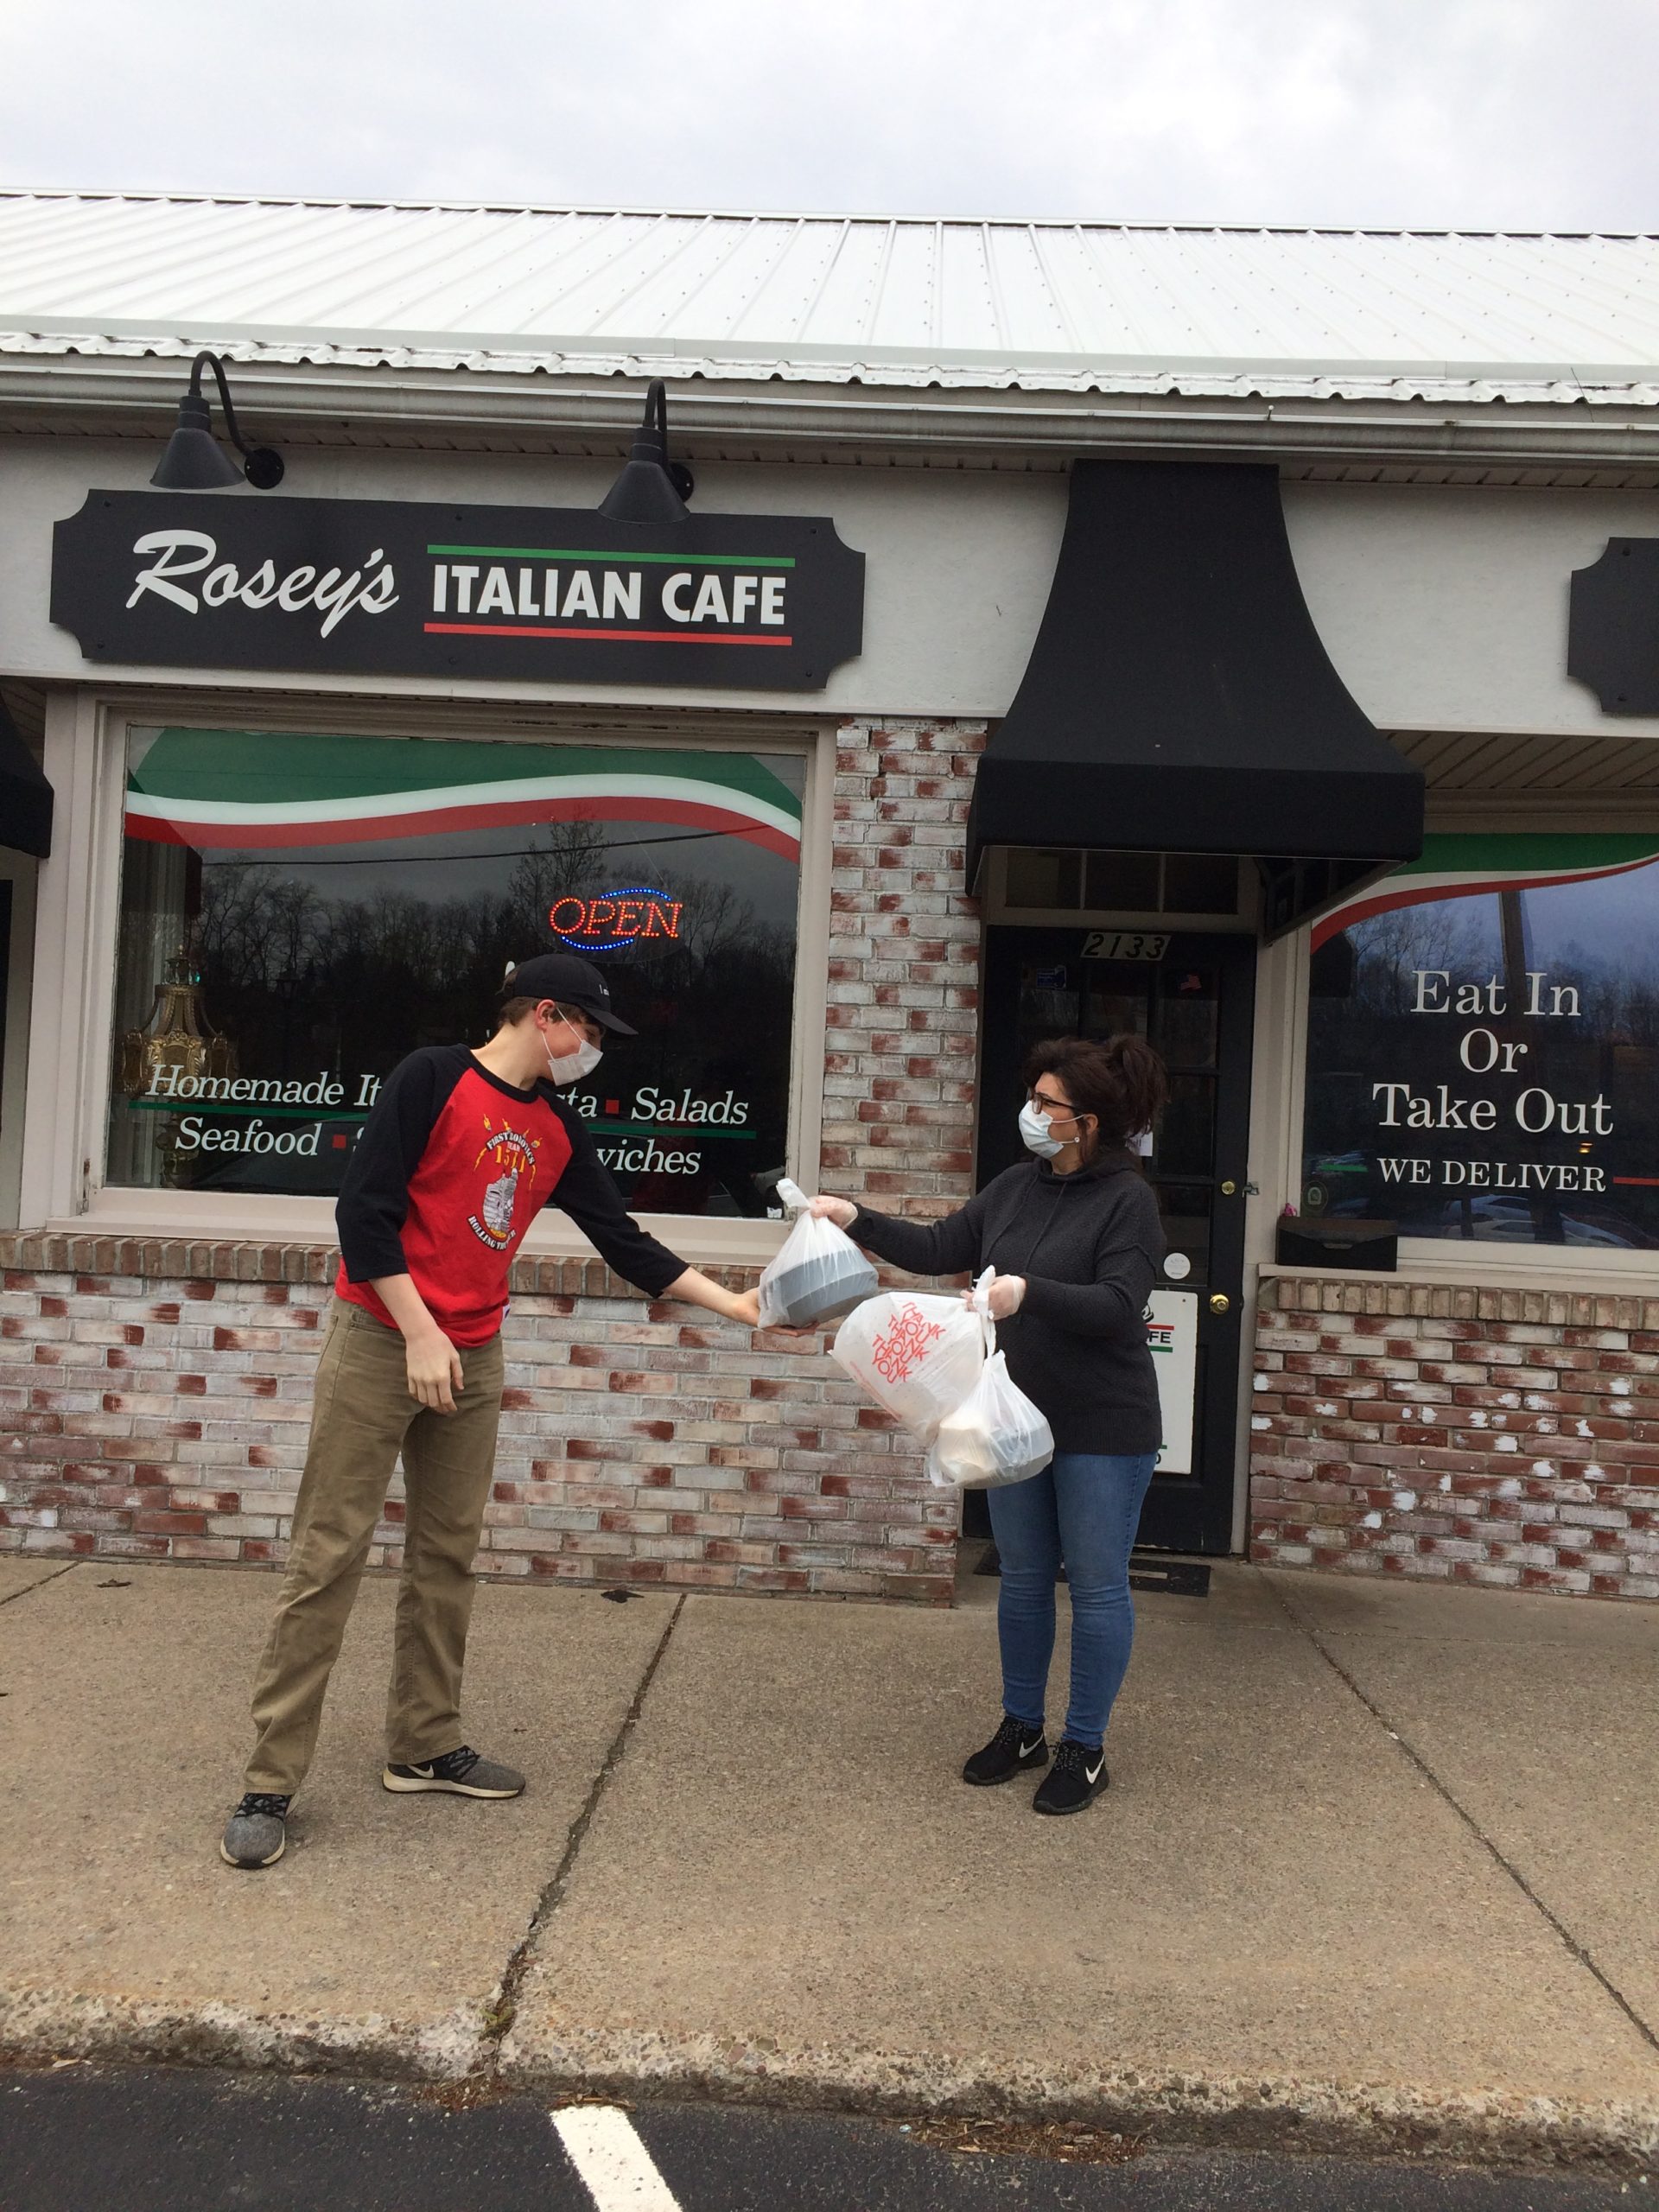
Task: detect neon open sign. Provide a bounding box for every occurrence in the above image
[549,887,683,952]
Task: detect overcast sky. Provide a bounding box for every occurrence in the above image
[2,0,1655,232]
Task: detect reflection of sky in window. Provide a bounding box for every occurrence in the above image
[1357,861,1659,977]
[1525,862,1659,968]
[198,817,801,937]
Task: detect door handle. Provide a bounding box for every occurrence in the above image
[1209,1293,1231,1315]
[1219,1179,1237,1196]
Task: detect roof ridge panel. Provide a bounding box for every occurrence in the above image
[3,326,1655,405]
[4,315,1656,386]
[3,187,1656,239]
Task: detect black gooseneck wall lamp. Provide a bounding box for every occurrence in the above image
[597,379,693,526]
[151,351,285,491]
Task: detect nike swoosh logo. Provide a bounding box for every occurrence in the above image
[1021,1738,1045,1758]
[1086,1756,1105,1784]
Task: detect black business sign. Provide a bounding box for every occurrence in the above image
[51,492,865,691]
[1568,538,1659,715]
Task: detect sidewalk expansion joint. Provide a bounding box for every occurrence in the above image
[478,1592,688,2063]
[0,1561,81,1610]
[1266,1580,1659,2059]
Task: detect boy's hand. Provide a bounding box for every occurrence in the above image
[728,1287,763,1328]
[807,1194,857,1229]
[406,1326,464,1413]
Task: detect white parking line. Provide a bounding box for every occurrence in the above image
[552,2105,683,2210]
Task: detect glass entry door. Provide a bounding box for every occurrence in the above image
[976,925,1256,1555]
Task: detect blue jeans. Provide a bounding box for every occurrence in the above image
[987,1452,1158,1751]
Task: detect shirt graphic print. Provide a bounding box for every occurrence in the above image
[468,1115,544,1251]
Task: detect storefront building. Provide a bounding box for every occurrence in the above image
[3,194,1658,1601]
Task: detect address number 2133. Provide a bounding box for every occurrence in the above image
[1081,931,1169,961]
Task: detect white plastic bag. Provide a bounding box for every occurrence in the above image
[925,1346,1055,1491]
[756,1179,880,1328]
[830,1271,990,1442]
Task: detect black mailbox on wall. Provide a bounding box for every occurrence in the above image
[1275,1217,1399,1271]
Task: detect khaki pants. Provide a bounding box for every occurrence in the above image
[245,1296,505,1797]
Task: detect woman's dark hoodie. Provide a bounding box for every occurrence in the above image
[849,1151,1166,1455]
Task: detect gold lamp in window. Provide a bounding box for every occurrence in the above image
[118,949,237,1098]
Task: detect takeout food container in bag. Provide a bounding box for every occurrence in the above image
[830,1281,988,1442]
[925,1345,1054,1490]
[756,1180,880,1328]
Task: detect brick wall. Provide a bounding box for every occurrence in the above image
[823,716,987,1221]
[0,716,988,1603]
[1251,1274,1659,1600]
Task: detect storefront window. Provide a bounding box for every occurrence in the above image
[1302,834,1659,1249]
[107,725,805,1217]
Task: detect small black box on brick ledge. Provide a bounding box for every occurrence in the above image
[1274,1217,1399,1271]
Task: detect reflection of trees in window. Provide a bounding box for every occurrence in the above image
[505,820,610,956]
[1349,901,1496,1020]
[118,814,801,1214]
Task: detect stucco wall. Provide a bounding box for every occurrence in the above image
[6,439,1659,741]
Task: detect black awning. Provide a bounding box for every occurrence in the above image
[0,694,52,858]
[968,461,1423,931]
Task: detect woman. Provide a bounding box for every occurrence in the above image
[810,1033,1167,1816]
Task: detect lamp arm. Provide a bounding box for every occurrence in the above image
[644,378,668,461]
[189,349,255,457]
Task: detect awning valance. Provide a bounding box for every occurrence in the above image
[967,461,1424,934]
[0,695,52,858]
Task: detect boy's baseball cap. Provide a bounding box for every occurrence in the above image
[501,952,638,1035]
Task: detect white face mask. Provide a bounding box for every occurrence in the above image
[1018,1099,1065,1158]
[543,1016,603,1088]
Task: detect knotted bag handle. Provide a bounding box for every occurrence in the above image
[969,1267,997,1356]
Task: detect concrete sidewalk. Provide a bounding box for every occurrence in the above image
[1,1554,1655,2168]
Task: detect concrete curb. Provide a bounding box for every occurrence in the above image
[6,1984,1657,2171]
[496,2023,1659,2173]
[0,1986,488,2084]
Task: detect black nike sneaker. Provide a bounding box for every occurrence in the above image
[1033,1738,1109,1815]
[962,1713,1049,1786]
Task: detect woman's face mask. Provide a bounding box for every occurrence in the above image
[1018,1099,1065,1157]
[1020,1091,1095,1160]
[543,1010,603,1087]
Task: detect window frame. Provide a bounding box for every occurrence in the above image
[22,687,833,1268]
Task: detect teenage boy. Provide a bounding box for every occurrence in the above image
[219,952,760,1869]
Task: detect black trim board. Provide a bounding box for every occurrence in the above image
[0,696,51,858]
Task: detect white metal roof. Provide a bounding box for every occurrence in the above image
[1,189,1657,408]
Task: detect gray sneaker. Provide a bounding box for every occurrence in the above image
[219,1792,289,1868]
[383,1745,524,1798]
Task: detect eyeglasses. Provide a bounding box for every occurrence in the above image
[550,1002,603,1046]
[1028,1086,1088,1123]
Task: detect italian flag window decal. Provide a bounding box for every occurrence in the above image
[1310,833,1659,950]
[124,728,804,860]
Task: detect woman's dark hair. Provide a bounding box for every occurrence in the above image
[1023,1033,1168,1154]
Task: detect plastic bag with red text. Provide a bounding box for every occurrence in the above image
[829,1274,988,1443]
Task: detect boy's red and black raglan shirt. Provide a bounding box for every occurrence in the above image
[334,1046,687,1345]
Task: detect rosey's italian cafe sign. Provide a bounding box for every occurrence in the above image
[51,493,865,691]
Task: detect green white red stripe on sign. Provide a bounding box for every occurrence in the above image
[124,728,803,859]
[1309,833,1659,950]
